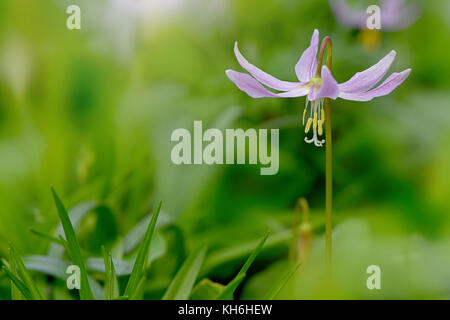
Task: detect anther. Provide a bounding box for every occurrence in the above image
[313,112,318,129]
[305,118,313,133]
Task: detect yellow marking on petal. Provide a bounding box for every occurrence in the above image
[305,118,312,133]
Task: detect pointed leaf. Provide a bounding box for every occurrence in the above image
[102,246,119,300]
[163,245,207,300]
[9,245,44,300]
[2,266,33,300]
[9,247,24,300]
[237,232,270,277]
[215,273,246,300]
[51,187,94,300]
[263,263,301,300]
[124,201,162,296]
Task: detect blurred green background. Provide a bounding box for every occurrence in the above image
[1,0,450,299]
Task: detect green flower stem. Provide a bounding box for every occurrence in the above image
[316,36,333,277]
[325,97,332,277]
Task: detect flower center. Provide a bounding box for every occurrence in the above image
[302,98,325,147]
[310,76,322,87]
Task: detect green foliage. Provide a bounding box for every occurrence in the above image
[1,0,450,300]
[163,245,207,300]
[263,263,301,300]
[124,201,162,297]
[190,279,225,300]
[51,188,94,300]
[102,246,119,300]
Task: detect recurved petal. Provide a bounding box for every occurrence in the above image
[308,66,339,101]
[339,68,411,101]
[338,50,397,93]
[226,70,309,99]
[234,42,300,91]
[295,29,319,83]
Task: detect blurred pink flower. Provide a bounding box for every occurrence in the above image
[329,0,421,31]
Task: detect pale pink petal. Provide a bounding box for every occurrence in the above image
[329,0,367,29]
[339,69,411,101]
[226,70,309,98]
[234,42,299,91]
[295,29,319,82]
[381,0,421,31]
[339,51,396,93]
[308,66,339,101]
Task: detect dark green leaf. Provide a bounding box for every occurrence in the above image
[124,201,162,296]
[51,187,94,300]
[163,244,207,300]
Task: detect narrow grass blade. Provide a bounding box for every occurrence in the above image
[163,245,207,300]
[237,232,270,277]
[51,187,94,300]
[129,277,146,300]
[9,245,44,300]
[102,246,119,300]
[2,266,33,300]
[9,247,24,300]
[124,201,162,296]
[263,263,301,300]
[215,273,246,300]
[213,232,270,300]
[30,228,68,249]
[204,230,291,273]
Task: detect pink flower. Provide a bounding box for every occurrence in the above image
[329,0,421,31]
[226,29,411,146]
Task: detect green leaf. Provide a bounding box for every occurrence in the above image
[49,200,98,258]
[8,247,24,300]
[9,245,44,300]
[190,279,225,300]
[263,263,301,300]
[51,187,94,300]
[2,266,33,300]
[237,232,270,278]
[163,245,207,300]
[124,201,162,296]
[30,228,69,250]
[102,246,119,300]
[120,211,172,254]
[23,255,68,279]
[87,257,132,276]
[204,230,289,273]
[129,277,146,300]
[215,273,246,300]
[212,232,270,300]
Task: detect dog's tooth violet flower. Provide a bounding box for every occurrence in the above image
[226,29,411,147]
[226,29,410,274]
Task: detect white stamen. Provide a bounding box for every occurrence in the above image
[303,98,325,147]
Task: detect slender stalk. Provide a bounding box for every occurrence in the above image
[324,97,332,277]
[316,36,333,277]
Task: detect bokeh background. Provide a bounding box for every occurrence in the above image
[0,0,449,299]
